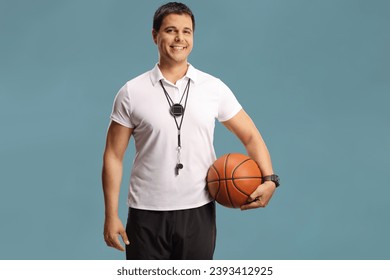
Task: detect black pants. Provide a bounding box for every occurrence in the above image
[125,201,216,260]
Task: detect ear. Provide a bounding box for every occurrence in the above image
[152,29,158,44]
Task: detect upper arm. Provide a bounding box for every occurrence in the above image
[222,109,259,146]
[104,121,133,161]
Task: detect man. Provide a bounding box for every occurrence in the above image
[102,2,279,260]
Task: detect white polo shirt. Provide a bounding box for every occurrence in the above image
[110,64,242,210]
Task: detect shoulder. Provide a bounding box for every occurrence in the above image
[122,69,152,90]
[191,66,227,88]
[114,70,152,103]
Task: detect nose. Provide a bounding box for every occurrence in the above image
[175,32,184,42]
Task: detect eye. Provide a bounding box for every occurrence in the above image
[165,28,177,34]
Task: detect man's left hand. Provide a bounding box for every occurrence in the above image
[240,181,276,210]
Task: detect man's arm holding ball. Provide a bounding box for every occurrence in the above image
[222,109,277,210]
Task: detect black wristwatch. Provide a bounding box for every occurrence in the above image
[262,174,280,188]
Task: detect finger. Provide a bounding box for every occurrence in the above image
[107,235,125,252]
[120,230,130,246]
[104,235,113,247]
[247,187,264,203]
[241,198,266,211]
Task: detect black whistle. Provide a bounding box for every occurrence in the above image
[175,163,184,175]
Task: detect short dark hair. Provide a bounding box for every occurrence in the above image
[153,2,195,32]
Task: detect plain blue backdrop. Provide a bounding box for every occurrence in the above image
[0,0,389,260]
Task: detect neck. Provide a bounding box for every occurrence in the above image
[158,61,189,84]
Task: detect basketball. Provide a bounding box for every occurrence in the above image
[206,153,262,208]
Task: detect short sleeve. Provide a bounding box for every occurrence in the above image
[110,84,135,128]
[217,80,242,122]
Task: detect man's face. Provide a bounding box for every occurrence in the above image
[153,13,194,66]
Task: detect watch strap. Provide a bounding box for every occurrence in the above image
[262,174,280,188]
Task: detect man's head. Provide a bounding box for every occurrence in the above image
[152,2,195,67]
[153,2,195,33]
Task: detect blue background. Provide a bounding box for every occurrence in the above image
[0,0,389,260]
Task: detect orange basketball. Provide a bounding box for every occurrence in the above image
[207,153,262,208]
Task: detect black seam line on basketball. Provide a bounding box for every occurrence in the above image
[231,177,252,197]
[211,164,221,198]
[232,158,251,178]
[225,154,234,208]
[224,154,230,186]
[225,178,234,208]
[231,157,260,198]
[206,177,262,184]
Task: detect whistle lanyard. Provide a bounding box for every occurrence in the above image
[159,79,191,175]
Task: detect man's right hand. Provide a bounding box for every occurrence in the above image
[103,216,130,252]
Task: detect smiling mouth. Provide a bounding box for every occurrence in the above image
[171,46,187,50]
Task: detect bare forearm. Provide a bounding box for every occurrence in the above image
[222,110,276,210]
[245,132,274,176]
[241,133,277,210]
[102,155,123,218]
